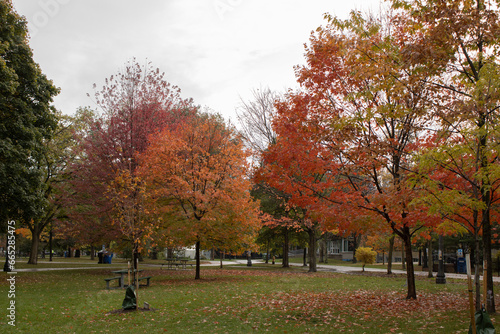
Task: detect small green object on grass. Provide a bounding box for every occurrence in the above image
[470,308,496,334]
[122,285,136,310]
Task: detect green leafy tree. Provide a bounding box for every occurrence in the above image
[0,0,58,269]
[26,112,87,264]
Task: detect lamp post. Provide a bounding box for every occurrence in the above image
[436,235,446,284]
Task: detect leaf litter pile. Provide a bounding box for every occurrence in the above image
[144,269,473,332]
[253,290,467,331]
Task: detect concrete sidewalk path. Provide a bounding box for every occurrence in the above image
[11,259,500,282]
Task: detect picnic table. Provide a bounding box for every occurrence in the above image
[161,258,192,270]
[104,269,151,289]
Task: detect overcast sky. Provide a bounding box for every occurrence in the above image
[12,0,381,123]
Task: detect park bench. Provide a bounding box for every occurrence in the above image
[104,276,122,290]
[161,258,193,270]
[138,276,152,287]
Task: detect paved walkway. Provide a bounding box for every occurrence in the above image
[222,259,500,282]
[12,259,500,282]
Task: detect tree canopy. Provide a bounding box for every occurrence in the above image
[0,0,59,229]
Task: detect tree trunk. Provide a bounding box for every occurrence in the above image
[308,228,317,273]
[265,241,269,264]
[132,241,139,284]
[195,240,201,279]
[28,224,41,265]
[387,234,395,274]
[482,209,495,313]
[475,230,481,311]
[319,239,324,263]
[401,238,406,270]
[49,228,53,262]
[402,229,417,299]
[422,243,428,269]
[90,244,95,261]
[303,248,307,266]
[324,235,329,264]
[282,228,289,268]
[351,233,359,264]
[428,238,434,278]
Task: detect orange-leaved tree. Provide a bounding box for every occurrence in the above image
[139,112,261,279]
[107,170,156,272]
[261,10,441,299]
[65,60,196,268]
[391,0,500,312]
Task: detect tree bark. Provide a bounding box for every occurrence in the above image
[90,244,95,261]
[324,234,329,264]
[308,228,317,273]
[482,209,495,313]
[49,228,53,262]
[351,233,360,264]
[387,234,395,274]
[475,229,481,311]
[319,238,324,263]
[195,240,201,279]
[428,238,434,278]
[282,228,289,268]
[28,224,41,265]
[402,228,417,299]
[401,238,406,270]
[422,243,428,269]
[303,248,307,266]
[265,241,269,264]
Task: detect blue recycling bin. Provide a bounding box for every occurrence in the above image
[457,257,466,274]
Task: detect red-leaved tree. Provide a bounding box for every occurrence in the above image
[65,59,196,266]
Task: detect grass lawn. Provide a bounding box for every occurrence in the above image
[1,261,498,333]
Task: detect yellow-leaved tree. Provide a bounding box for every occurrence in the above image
[355,247,377,272]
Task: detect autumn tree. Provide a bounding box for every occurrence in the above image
[355,247,377,272]
[107,169,156,275]
[140,112,261,279]
[0,0,58,269]
[25,112,83,264]
[261,10,441,299]
[392,0,500,312]
[237,88,304,268]
[66,60,195,267]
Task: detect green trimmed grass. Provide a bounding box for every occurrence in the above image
[0,263,497,333]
